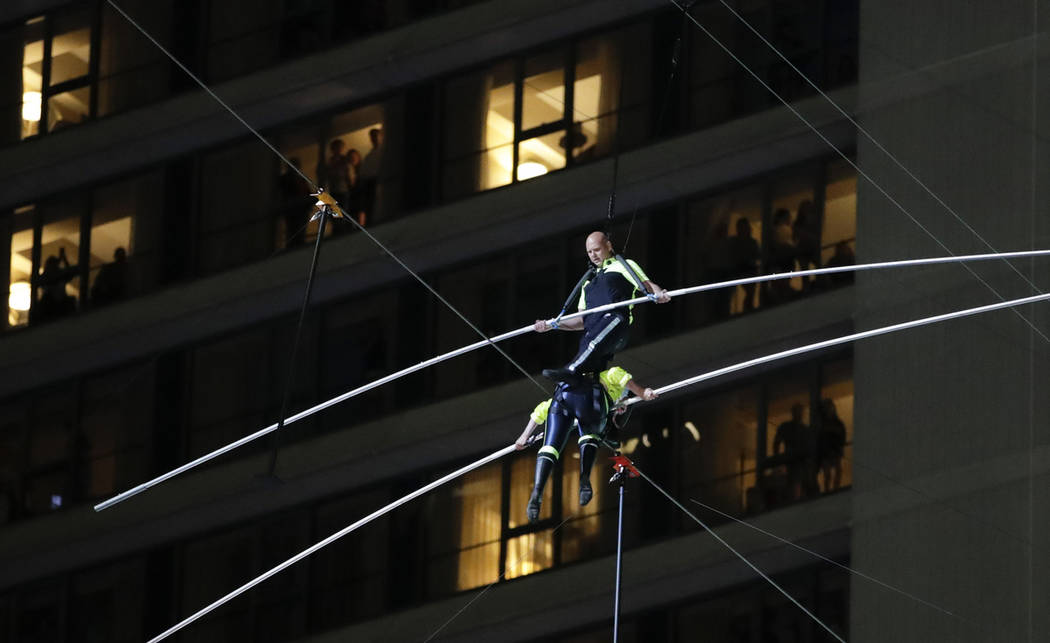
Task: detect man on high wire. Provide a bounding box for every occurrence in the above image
[535,231,671,383]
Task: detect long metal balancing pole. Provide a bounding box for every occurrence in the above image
[147,443,517,643]
[95,249,1050,511]
[148,291,1050,641]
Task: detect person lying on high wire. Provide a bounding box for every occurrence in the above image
[535,231,671,385]
[514,366,658,523]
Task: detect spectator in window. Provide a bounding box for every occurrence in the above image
[515,366,657,522]
[560,122,593,163]
[346,148,367,227]
[729,217,760,312]
[817,398,847,492]
[90,247,128,306]
[767,208,797,303]
[324,139,352,213]
[34,249,77,323]
[793,200,820,290]
[825,240,855,286]
[772,403,816,501]
[358,128,383,220]
[278,157,312,248]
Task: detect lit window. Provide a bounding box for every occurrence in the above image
[683,186,764,323]
[19,8,94,138]
[818,359,853,492]
[7,207,34,328]
[768,171,818,295]
[88,188,134,307]
[48,9,92,86]
[481,63,516,190]
[34,213,81,324]
[47,86,91,132]
[678,387,759,516]
[324,104,385,230]
[822,160,857,268]
[453,465,502,590]
[21,20,44,140]
[504,531,553,580]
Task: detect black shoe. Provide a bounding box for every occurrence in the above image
[542,367,582,385]
[579,479,593,506]
[527,493,542,523]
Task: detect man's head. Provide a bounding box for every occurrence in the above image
[114,247,127,262]
[585,231,614,266]
[329,139,345,155]
[369,128,383,147]
[791,403,804,421]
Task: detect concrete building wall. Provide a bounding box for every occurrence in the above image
[853,2,1050,640]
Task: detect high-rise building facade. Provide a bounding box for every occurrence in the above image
[0,1,1042,642]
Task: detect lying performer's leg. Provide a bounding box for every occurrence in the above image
[527,407,573,523]
[577,434,600,506]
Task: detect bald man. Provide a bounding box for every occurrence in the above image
[535,231,670,383]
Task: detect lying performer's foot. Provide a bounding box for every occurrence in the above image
[579,479,593,506]
[527,492,542,523]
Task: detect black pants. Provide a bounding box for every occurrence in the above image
[533,380,609,499]
[566,312,629,375]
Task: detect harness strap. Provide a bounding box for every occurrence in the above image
[615,254,655,301]
[554,266,596,325]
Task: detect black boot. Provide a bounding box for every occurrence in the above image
[579,478,593,506]
[542,367,582,386]
[528,455,555,523]
[527,492,542,523]
[579,443,597,506]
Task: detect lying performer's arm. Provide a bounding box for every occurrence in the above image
[625,378,658,401]
[515,419,541,450]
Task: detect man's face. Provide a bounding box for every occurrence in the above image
[586,234,613,266]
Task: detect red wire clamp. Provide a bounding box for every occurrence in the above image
[610,454,639,478]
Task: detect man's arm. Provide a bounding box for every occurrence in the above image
[534,316,584,333]
[643,280,671,303]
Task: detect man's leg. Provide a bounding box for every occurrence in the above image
[545,314,628,383]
